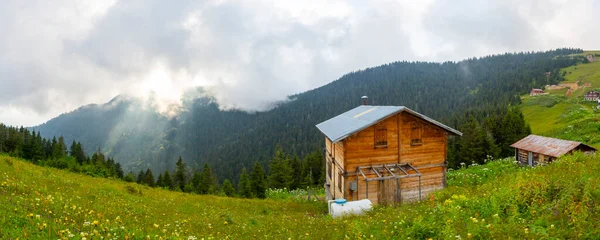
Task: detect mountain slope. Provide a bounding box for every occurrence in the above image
[32,49,584,179]
[521,51,600,148]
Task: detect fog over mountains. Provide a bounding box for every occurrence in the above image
[32,49,583,180]
[2,1,600,126]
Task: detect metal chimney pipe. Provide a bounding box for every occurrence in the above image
[361,96,368,105]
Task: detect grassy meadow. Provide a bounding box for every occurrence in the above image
[3,152,600,239]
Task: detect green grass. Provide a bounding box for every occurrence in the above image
[4,153,600,239]
[521,99,570,134]
[561,61,600,84]
[547,88,568,95]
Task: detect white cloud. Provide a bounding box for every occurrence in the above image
[0,0,599,126]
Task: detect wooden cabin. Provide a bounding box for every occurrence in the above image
[315,104,462,205]
[584,90,600,101]
[511,135,596,166]
[530,88,547,96]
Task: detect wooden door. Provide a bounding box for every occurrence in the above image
[378,179,398,205]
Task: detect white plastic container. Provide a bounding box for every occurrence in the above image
[328,199,372,218]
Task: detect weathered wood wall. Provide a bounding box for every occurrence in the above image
[325,138,346,200]
[517,148,529,165]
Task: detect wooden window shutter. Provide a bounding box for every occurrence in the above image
[374,124,388,148]
[411,122,423,146]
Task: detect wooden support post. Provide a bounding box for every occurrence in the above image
[366,179,369,200]
[418,175,422,202]
[396,178,401,204]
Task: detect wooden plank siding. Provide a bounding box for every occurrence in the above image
[326,111,449,204]
[324,137,346,200]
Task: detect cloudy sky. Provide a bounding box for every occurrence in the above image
[1,0,599,126]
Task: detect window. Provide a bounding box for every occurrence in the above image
[411,122,423,146]
[374,125,388,148]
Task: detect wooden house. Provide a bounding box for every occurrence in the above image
[586,54,595,62]
[584,90,600,101]
[315,103,462,205]
[530,88,547,96]
[511,135,596,167]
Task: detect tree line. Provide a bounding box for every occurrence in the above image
[0,123,324,199]
[0,124,124,178]
[131,147,324,199]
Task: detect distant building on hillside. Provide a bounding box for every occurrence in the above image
[584,90,600,101]
[586,54,595,62]
[511,135,596,167]
[315,97,462,205]
[530,88,547,96]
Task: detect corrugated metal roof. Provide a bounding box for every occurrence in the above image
[510,134,596,157]
[315,105,462,143]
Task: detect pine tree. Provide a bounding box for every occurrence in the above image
[199,163,216,194]
[70,141,85,164]
[290,155,302,190]
[162,170,173,190]
[136,170,145,184]
[191,171,202,193]
[301,169,313,189]
[222,179,235,197]
[302,150,323,186]
[115,162,124,179]
[174,156,187,191]
[238,168,253,198]
[30,132,44,163]
[268,147,293,189]
[143,169,155,187]
[250,162,267,199]
[456,117,499,166]
[156,173,164,187]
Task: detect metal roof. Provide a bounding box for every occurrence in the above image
[315,105,462,143]
[510,134,596,158]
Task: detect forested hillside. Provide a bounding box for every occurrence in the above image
[29,48,585,181]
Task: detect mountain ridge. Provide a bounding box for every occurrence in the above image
[31,48,585,180]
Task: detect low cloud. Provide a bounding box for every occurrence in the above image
[1,0,599,126]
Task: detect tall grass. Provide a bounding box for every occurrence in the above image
[3,153,600,239]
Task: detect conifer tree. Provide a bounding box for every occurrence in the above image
[301,169,314,189]
[70,141,86,164]
[268,147,293,189]
[290,155,302,190]
[456,117,499,166]
[162,170,173,190]
[115,162,124,179]
[302,150,323,186]
[143,169,155,187]
[238,168,253,198]
[156,173,164,187]
[174,156,187,191]
[30,132,44,163]
[250,161,267,199]
[199,163,216,194]
[137,170,145,184]
[222,179,235,197]
[191,171,202,193]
